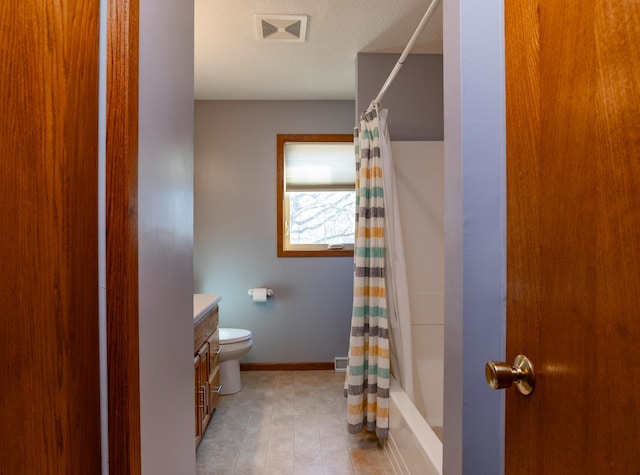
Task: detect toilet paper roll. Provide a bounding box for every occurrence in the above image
[251,288,268,303]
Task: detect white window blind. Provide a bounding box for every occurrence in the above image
[284,142,355,191]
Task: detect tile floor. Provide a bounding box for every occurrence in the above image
[196,370,395,475]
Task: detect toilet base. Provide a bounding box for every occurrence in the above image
[219,359,242,395]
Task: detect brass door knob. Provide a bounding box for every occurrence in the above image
[485,354,535,395]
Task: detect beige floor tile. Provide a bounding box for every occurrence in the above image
[348,448,380,467]
[213,424,247,441]
[268,434,295,452]
[196,439,214,464]
[252,402,275,414]
[294,465,324,475]
[322,464,354,475]
[294,449,323,466]
[221,416,251,430]
[275,387,295,397]
[320,435,347,452]
[345,434,381,450]
[316,403,338,415]
[272,414,296,428]
[273,403,296,415]
[295,407,317,416]
[242,434,271,452]
[236,450,267,471]
[318,421,345,438]
[295,413,319,425]
[266,450,295,468]
[245,420,271,437]
[195,371,396,475]
[235,468,266,475]
[201,433,224,446]
[317,391,339,402]
[295,425,320,439]
[295,434,321,452]
[294,386,316,397]
[198,468,236,475]
[321,449,351,466]
[205,451,239,473]
[265,467,295,475]
[211,438,244,455]
[353,467,390,475]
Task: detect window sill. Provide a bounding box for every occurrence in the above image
[277,248,354,258]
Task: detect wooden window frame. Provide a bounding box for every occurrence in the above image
[276,133,355,258]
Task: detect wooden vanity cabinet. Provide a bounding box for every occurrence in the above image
[194,305,221,448]
[208,329,221,413]
[194,354,202,443]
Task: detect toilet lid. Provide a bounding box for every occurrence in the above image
[219,328,252,344]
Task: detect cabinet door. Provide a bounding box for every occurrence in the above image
[207,329,220,378]
[197,342,211,432]
[208,366,221,414]
[207,330,221,413]
[194,354,202,447]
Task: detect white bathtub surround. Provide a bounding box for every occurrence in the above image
[392,141,444,427]
[380,108,415,404]
[383,142,445,469]
[386,377,442,475]
[412,325,444,427]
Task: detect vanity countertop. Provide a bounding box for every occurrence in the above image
[193,293,221,324]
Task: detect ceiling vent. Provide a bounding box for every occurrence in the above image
[255,14,307,42]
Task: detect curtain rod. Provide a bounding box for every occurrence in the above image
[371,0,442,108]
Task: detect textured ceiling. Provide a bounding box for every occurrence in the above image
[194,0,443,100]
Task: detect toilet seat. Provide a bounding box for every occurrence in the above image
[219,328,252,344]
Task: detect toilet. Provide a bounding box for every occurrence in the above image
[218,328,253,395]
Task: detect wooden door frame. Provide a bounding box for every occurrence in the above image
[106,0,142,473]
[104,1,509,474]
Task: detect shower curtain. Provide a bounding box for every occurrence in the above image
[345,104,414,439]
[377,106,415,404]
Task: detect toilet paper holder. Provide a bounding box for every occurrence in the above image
[247,288,274,298]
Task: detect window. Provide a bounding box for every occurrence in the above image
[277,134,355,257]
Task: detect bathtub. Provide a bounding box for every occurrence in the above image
[385,377,443,475]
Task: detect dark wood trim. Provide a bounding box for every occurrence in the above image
[106,0,141,473]
[240,362,335,371]
[276,134,285,255]
[278,249,354,258]
[276,134,355,258]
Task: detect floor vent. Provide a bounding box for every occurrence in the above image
[255,14,308,42]
[334,357,348,372]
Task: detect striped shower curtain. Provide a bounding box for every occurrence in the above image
[345,105,390,439]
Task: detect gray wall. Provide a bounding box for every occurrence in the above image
[443,0,506,473]
[194,100,355,363]
[137,0,195,473]
[356,53,443,141]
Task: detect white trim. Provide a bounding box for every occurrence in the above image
[443,0,506,473]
